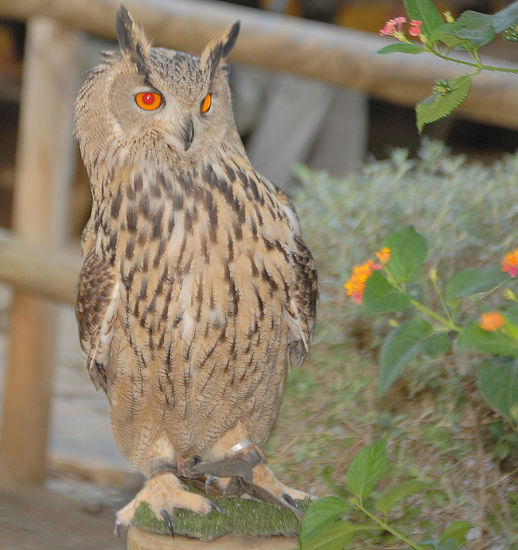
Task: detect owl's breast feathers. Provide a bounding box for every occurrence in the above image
[76,150,317,447]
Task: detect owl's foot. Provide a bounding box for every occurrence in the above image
[114,471,216,537]
[250,462,311,502]
[212,442,311,519]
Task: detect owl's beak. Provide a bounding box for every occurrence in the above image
[182,117,194,151]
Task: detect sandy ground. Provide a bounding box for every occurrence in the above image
[0,470,124,550]
[0,286,141,549]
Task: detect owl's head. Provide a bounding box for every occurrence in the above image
[74,6,241,171]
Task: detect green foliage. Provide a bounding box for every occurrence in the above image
[459,323,517,357]
[375,480,429,517]
[488,420,518,460]
[377,1,518,130]
[299,497,350,542]
[383,225,428,284]
[291,141,518,546]
[377,43,424,55]
[299,440,470,550]
[346,438,387,500]
[403,0,444,37]
[363,271,410,314]
[444,266,508,301]
[445,12,496,48]
[416,75,471,133]
[477,359,518,422]
[354,222,518,420]
[379,318,434,396]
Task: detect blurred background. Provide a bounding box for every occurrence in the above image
[0,1,517,549]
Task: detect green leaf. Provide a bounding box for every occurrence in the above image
[459,323,517,357]
[416,75,472,133]
[375,480,428,516]
[477,358,518,422]
[422,332,450,358]
[346,439,388,501]
[383,225,428,284]
[446,11,495,48]
[363,271,411,314]
[492,1,518,33]
[404,0,444,37]
[300,497,350,542]
[444,266,509,301]
[377,43,425,55]
[507,303,518,323]
[428,22,470,49]
[300,520,365,550]
[379,319,433,396]
[440,520,473,545]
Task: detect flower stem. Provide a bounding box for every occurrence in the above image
[430,272,456,327]
[427,46,518,73]
[353,500,426,550]
[409,298,461,332]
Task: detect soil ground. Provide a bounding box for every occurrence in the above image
[0,470,123,550]
[0,291,139,550]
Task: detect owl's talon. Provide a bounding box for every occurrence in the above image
[204,474,217,495]
[160,508,175,537]
[113,520,128,544]
[209,500,222,514]
[281,492,296,507]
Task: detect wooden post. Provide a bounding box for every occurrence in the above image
[0,17,79,483]
[127,527,298,550]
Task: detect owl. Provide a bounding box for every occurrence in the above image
[74,6,318,533]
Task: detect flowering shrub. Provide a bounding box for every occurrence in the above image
[346,225,518,423]
[300,439,471,550]
[377,0,518,131]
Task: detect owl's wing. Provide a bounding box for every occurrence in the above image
[76,248,119,392]
[275,188,318,366]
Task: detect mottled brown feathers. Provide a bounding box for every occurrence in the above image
[74,8,317,472]
[76,247,118,391]
[200,21,240,81]
[116,6,151,76]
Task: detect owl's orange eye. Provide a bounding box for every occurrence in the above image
[135,91,162,111]
[200,93,212,114]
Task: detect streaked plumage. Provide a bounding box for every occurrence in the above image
[74,6,317,528]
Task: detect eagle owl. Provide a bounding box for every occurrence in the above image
[74,6,317,531]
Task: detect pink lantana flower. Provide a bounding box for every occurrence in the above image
[409,19,423,37]
[502,247,518,278]
[379,17,407,39]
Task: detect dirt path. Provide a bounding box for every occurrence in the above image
[0,469,123,550]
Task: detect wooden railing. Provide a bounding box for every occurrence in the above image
[3,0,518,128]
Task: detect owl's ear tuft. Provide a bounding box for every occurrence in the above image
[200,21,240,80]
[116,6,151,73]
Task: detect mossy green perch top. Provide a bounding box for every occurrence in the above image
[133,497,311,541]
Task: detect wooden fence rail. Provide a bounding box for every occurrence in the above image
[0,230,79,305]
[1,0,518,129]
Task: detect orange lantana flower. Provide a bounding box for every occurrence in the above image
[479,312,505,332]
[502,247,518,278]
[345,260,382,304]
[375,247,391,265]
